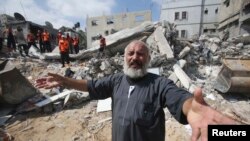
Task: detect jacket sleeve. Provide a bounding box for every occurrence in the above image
[87,74,120,100]
[159,79,193,124]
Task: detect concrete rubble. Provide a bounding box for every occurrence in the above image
[0,20,250,141]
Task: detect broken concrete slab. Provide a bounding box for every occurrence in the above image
[92,21,154,49]
[84,21,155,59]
[28,46,41,59]
[178,46,190,59]
[0,60,39,104]
[214,58,250,95]
[168,60,187,83]
[147,67,160,75]
[209,43,219,53]
[36,90,77,107]
[168,73,179,83]
[97,98,112,113]
[208,37,221,44]
[173,63,192,91]
[154,26,174,60]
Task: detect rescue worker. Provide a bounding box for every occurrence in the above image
[99,34,106,57]
[6,26,16,53]
[27,29,39,50]
[15,27,28,56]
[72,36,79,54]
[37,29,44,53]
[42,29,52,52]
[66,33,73,54]
[59,35,70,68]
[36,40,239,141]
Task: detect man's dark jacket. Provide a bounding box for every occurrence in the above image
[87,73,192,141]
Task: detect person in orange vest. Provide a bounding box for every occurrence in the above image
[37,29,44,53]
[99,34,106,57]
[72,36,79,54]
[27,29,39,51]
[6,26,16,53]
[59,35,70,67]
[66,33,73,54]
[42,29,52,52]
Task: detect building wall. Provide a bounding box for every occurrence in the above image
[218,0,242,24]
[0,14,15,26]
[240,0,250,34]
[218,0,242,37]
[161,0,220,39]
[202,0,221,34]
[86,10,151,49]
[0,14,59,52]
[161,0,201,38]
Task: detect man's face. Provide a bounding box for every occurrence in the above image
[123,41,150,79]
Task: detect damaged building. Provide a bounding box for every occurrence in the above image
[218,0,250,38]
[160,0,220,39]
[0,13,58,52]
[86,10,152,48]
[160,0,250,40]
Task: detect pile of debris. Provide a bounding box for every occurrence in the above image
[0,20,250,141]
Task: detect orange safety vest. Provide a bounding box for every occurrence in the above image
[59,39,69,53]
[100,37,106,48]
[42,32,50,41]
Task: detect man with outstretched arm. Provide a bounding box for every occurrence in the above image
[36,40,238,141]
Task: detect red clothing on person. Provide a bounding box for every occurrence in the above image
[42,31,50,42]
[100,37,106,48]
[59,39,69,53]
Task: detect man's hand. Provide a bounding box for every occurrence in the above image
[35,73,65,89]
[186,88,238,141]
[36,72,88,91]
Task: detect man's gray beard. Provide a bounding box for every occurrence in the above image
[123,61,149,79]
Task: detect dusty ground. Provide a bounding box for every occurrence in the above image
[6,101,113,141]
[5,101,191,141]
[2,59,112,141]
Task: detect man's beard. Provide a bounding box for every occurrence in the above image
[123,60,149,79]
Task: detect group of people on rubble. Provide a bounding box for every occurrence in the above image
[0,26,80,64]
[0,25,53,56]
[57,30,80,55]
